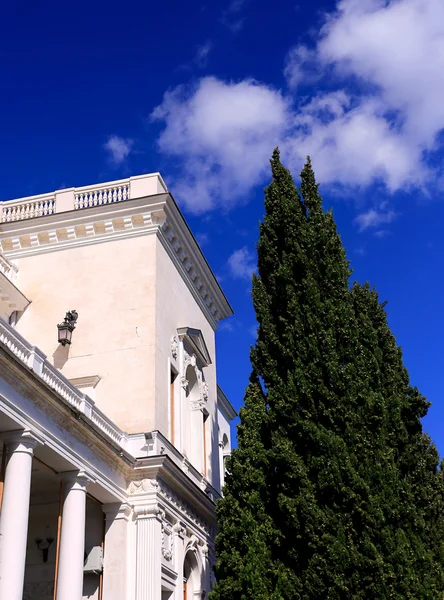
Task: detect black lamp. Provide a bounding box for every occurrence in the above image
[57,310,78,346]
[35,537,54,563]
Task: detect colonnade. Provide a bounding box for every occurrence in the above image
[0,430,89,600]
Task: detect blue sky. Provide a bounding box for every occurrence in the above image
[2,0,444,454]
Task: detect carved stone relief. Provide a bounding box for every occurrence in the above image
[171,336,179,360]
[162,521,173,561]
[183,348,208,410]
[128,477,159,496]
[157,479,212,536]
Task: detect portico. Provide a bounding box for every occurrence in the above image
[0,427,119,600]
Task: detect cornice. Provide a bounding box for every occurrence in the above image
[0,192,233,328]
[132,455,217,527]
[0,194,168,258]
[217,385,237,421]
[160,196,233,329]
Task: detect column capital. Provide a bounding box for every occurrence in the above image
[1,429,44,453]
[134,503,165,521]
[102,502,132,522]
[60,469,95,491]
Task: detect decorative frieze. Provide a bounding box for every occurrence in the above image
[128,477,160,496]
[157,479,212,537]
[161,218,233,327]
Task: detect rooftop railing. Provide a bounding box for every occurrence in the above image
[0,173,167,223]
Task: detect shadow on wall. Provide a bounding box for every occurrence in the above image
[53,344,69,370]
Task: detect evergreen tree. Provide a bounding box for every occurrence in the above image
[211,150,444,599]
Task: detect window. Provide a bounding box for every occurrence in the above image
[170,369,177,445]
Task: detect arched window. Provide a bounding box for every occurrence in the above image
[183,550,201,599]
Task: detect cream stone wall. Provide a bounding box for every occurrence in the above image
[13,234,158,433]
[155,238,221,489]
[11,225,224,485]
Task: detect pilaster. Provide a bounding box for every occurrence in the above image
[172,522,186,600]
[135,505,163,600]
[102,502,132,600]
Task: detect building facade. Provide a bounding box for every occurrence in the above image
[0,173,235,600]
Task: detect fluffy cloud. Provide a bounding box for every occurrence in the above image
[151,77,289,212]
[354,205,398,232]
[284,0,444,188]
[227,246,256,280]
[152,0,444,217]
[104,136,133,165]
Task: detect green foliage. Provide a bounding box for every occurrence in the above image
[211,150,444,599]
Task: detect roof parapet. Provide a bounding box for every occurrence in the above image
[0,173,167,223]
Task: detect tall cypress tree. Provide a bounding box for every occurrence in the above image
[211,150,444,599]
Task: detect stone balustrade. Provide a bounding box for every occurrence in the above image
[0,173,167,223]
[0,316,220,498]
[2,194,56,222]
[74,180,130,209]
[0,316,129,449]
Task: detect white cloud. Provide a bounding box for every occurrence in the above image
[152,0,444,216]
[284,45,318,89]
[221,0,248,33]
[104,136,133,165]
[284,0,444,189]
[354,205,397,231]
[151,77,289,213]
[227,246,256,280]
[194,41,213,68]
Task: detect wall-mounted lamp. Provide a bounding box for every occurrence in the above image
[35,537,54,563]
[57,310,78,346]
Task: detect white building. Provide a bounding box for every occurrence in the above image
[0,173,236,600]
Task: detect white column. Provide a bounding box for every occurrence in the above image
[102,502,132,600]
[135,506,163,600]
[56,470,91,600]
[0,430,40,600]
